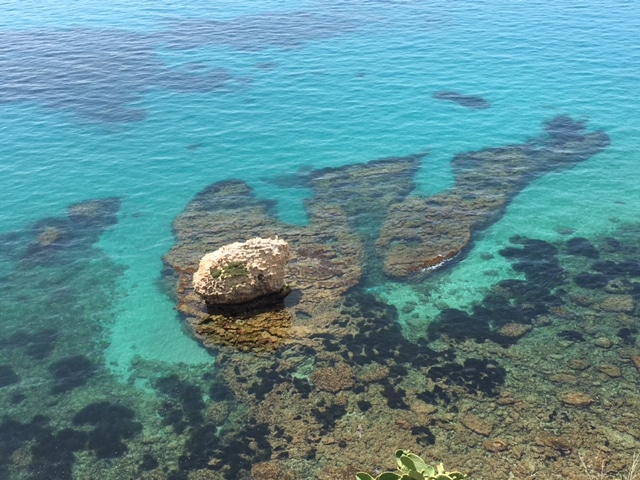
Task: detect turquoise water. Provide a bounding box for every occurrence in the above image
[1,1,640,479]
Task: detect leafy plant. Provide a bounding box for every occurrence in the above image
[356,449,467,480]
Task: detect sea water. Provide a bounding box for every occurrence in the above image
[1,1,639,479]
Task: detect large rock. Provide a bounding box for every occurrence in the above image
[193,237,289,305]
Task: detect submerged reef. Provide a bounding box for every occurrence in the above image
[163,156,420,352]
[164,117,609,352]
[153,115,640,480]
[0,12,361,122]
[158,218,640,480]
[377,116,609,276]
[0,197,130,480]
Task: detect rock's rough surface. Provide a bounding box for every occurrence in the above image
[193,237,289,305]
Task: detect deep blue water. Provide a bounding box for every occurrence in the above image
[1,1,639,479]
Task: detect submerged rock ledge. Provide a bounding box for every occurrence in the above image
[378,116,610,277]
[163,117,609,352]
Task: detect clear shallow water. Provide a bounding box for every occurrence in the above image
[1,1,640,479]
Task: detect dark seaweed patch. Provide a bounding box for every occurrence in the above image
[557,330,585,342]
[543,115,588,143]
[30,428,87,479]
[248,367,287,400]
[19,198,122,267]
[140,453,159,472]
[177,423,219,470]
[0,28,233,122]
[429,308,491,343]
[154,374,205,425]
[379,379,409,409]
[48,355,97,394]
[500,237,563,289]
[566,237,600,259]
[0,417,45,477]
[338,290,440,368]
[311,402,347,434]
[433,90,490,109]
[0,365,19,387]
[178,420,271,478]
[428,359,505,398]
[430,237,564,346]
[158,402,187,434]
[0,415,82,480]
[617,328,637,345]
[0,329,59,360]
[411,425,436,446]
[73,402,142,459]
[209,379,235,402]
[573,272,609,289]
[600,237,624,253]
[416,384,450,405]
[592,260,640,278]
[293,377,312,398]
[11,393,27,405]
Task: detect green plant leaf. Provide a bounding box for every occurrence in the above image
[403,452,433,474]
[355,473,376,480]
[406,472,424,480]
[376,473,403,480]
[395,449,408,470]
[397,455,417,473]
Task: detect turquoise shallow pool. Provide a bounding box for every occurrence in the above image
[1,1,639,479]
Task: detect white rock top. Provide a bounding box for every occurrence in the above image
[193,237,289,305]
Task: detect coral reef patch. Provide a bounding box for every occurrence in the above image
[152,116,640,479]
[0,197,127,479]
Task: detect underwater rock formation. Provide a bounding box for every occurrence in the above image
[158,137,640,480]
[163,156,421,351]
[165,119,610,350]
[20,196,121,265]
[193,236,289,306]
[377,116,610,277]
